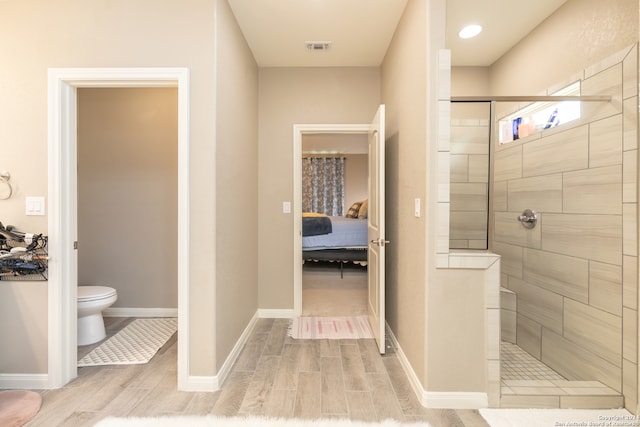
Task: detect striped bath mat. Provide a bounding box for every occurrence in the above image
[78,318,177,367]
[288,316,374,339]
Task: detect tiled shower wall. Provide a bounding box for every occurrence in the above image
[492,45,638,411]
[450,103,490,249]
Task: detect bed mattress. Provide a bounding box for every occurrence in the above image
[302,216,368,250]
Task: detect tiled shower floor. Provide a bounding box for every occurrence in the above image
[500,342,624,408]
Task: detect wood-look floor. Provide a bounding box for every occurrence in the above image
[26,317,490,427]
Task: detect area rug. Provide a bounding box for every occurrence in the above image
[78,318,177,367]
[0,390,42,427]
[288,316,374,340]
[479,408,632,427]
[94,415,431,427]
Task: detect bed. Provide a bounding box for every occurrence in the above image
[302,213,368,277]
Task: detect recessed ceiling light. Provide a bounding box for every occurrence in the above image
[458,24,482,39]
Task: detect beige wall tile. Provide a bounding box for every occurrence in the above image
[623,149,637,203]
[493,241,523,279]
[581,63,623,123]
[450,183,488,212]
[495,212,541,249]
[523,248,589,304]
[500,395,559,409]
[507,174,562,214]
[509,277,563,335]
[623,255,638,310]
[522,125,589,177]
[623,97,638,151]
[563,165,622,215]
[501,309,516,344]
[450,125,490,155]
[492,181,507,212]
[622,46,638,100]
[541,214,622,266]
[589,115,623,168]
[468,240,487,249]
[501,287,517,311]
[623,307,637,364]
[468,154,489,183]
[541,329,621,392]
[450,154,468,183]
[559,396,624,409]
[449,211,487,241]
[623,203,637,256]
[516,314,542,360]
[564,299,622,368]
[623,359,638,413]
[494,145,522,182]
[589,261,623,316]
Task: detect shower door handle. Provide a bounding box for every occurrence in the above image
[517,209,537,229]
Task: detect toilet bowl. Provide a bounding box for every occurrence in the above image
[77,285,118,346]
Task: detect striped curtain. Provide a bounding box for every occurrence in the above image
[302,157,345,216]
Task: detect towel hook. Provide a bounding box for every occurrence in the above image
[0,171,13,200]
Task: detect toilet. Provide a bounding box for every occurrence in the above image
[77,285,118,346]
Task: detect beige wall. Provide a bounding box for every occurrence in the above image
[0,0,221,377]
[344,154,368,207]
[381,0,428,386]
[258,67,380,309]
[214,0,259,371]
[77,88,178,309]
[490,0,638,97]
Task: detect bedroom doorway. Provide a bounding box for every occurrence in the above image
[300,133,369,317]
[293,105,387,353]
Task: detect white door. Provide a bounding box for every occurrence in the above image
[367,104,386,354]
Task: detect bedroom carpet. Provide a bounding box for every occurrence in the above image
[78,318,177,366]
[94,415,432,427]
[302,263,367,316]
[288,316,374,340]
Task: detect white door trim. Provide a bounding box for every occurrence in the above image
[47,67,190,389]
[293,123,370,316]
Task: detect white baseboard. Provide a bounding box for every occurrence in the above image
[0,373,49,389]
[215,311,260,389]
[182,375,218,392]
[103,307,178,317]
[257,309,295,319]
[423,392,488,409]
[385,323,488,409]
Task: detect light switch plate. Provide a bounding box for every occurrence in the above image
[414,198,421,218]
[26,196,46,216]
[282,201,291,214]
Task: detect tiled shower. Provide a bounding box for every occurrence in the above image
[450,45,639,410]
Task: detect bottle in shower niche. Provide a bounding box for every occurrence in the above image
[544,108,558,129]
[512,117,522,140]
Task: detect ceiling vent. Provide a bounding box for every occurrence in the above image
[305,41,332,52]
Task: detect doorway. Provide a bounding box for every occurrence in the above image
[47,68,190,389]
[293,105,386,353]
[300,133,369,317]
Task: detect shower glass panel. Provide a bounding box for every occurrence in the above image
[449,101,490,250]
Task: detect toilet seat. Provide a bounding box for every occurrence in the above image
[78,286,117,302]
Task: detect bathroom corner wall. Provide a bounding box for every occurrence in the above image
[492,46,638,410]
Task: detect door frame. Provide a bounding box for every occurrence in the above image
[293,123,370,316]
[47,68,190,388]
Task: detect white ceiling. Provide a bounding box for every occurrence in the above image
[227,0,567,68]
